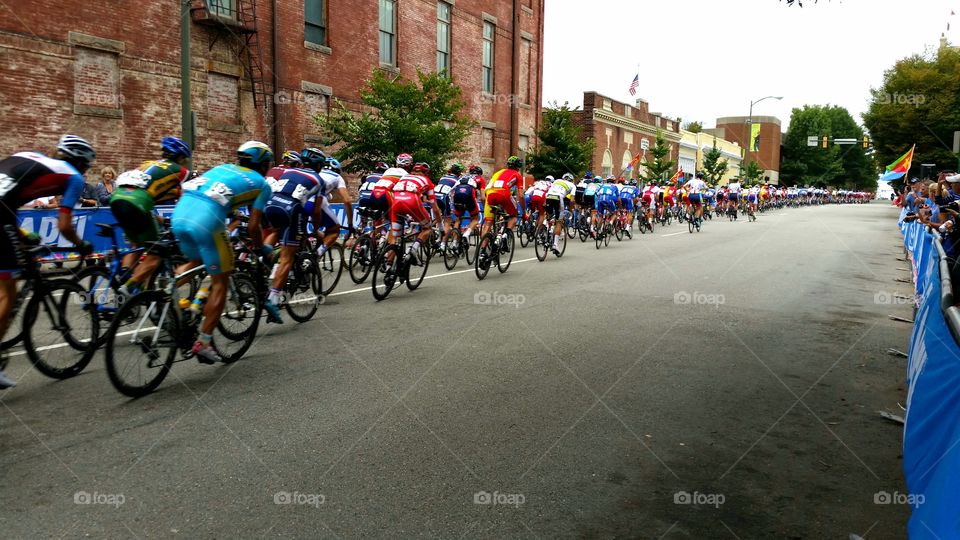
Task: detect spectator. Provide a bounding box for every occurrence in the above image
[903,178,923,213]
[920,182,947,227]
[943,172,960,201]
[77,178,98,207]
[94,166,117,206]
[22,196,57,209]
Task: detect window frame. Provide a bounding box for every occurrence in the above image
[304,0,326,46]
[379,0,398,66]
[437,1,452,75]
[482,21,495,94]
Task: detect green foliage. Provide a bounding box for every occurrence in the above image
[640,130,676,183]
[527,102,595,178]
[700,142,728,185]
[742,161,765,185]
[316,69,476,175]
[862,46,960,177]
[683,121,703,133]
[781,104,875,188]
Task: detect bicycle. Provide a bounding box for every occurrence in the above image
[747,204,757,222]
[348,210,388,284]
[614,208,632,241]
[533,212,567,262]
[103,240,262,397]
[687,210,703,234]
[371,224,431,301]
[594,209,613,249]
[475,206,515,280]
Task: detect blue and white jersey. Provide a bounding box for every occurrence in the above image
[435,174,459,201]
[596,183,619,202]
[358,173,381,199]
[266,168,323,204]
[618,184,639,200]
[584,181,602,197]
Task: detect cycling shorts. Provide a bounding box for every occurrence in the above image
[171,197,234,276]
[688,193,703,205]
[595,197,617,213]
[263,194,307,247]
[528,194,546,214]
[110,189,161,244]
[452,186,480,216]
[0,221,24,280]
[620,198,635,211]
[484,189,518,221]
[545,197,565,221]
[582,193,596,209]
[747,194,757,203]
[728,193,740,201]
[391,192,431,227]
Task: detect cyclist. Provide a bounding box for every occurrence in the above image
[436,163,463,253]
[111,136,192,297]
[727,178,742,214]
[267,151,303,179]
[356,161,388,229]
[451,165,486,242]
[545,174,577,252]
[747,184,760,216]
[583,174,601,235]
[261,161,327,324]
[595,175,620,234]
[525,176,552,232]
[619,179,639,232]
[302,150,354,263]
[575,171,592,209]
[683,172,708,221]
[479,156,524,251]
[389,163,440,264]
[171,141,273,364]
[0,134,97,389]
[705,183,717,215]
[369,153,411,224]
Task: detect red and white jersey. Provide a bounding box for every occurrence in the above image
[393,174,436,202]
[526,180,551,199]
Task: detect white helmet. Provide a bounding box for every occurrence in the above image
[57,135,96,170]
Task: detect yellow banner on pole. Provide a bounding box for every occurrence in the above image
[750,123,761,152]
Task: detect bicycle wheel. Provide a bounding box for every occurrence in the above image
[372,244,400,301]
[1,281,32,349]
[533,224,549,262]
[595,228,603,249]
[407,241,431,291]
[615,222,624,241]
[556,229,568,258]
[285,254,321,323]
[443,228,461,270]
[497,230,514,273]
[689,218,695,234]
[604,226,611,246]
[565,215,576,238]
[319,243,343,296]
[76,265,119,346]
[518,220,530,248]
[104,290,177,398]
[23,279,99,379]
[214,274,261,363]
[463,232,478,266]
[475,234,494,280]
[348,235,376,284]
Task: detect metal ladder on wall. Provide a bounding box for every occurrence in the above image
[237,0,270,110]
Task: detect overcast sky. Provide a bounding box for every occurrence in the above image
[543,0,958,131]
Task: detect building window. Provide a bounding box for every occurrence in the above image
[602,149,613,177]
[481,128,495,158]
[622,150,633,171]
[437,1,452,75]
[379,0,397,66]
[519,38,531,104]
[305,0,326,45]
[209,0,236,18]
[602,98,612,111]
[519,135,530,157]
[482,22,495,93]
[624,105,632,118]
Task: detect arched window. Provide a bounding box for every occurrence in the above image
[602,149,614,177]
[622,150,633,176]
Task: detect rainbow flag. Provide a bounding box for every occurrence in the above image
[669,166,684,184]
[880,145,915,181]
[624,152,641,172]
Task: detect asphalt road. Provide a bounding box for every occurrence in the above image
[0,202,914,539]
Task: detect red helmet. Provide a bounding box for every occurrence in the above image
[396,153,413,168]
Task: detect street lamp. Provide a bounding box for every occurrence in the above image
[745,95,782,180]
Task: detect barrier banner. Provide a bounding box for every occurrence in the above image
[901,221,960,539]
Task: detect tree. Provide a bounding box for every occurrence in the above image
[701,142,728,185]
[781,104,874,188]
[742,161,765,185]
[527,102,595,178]
[683,121,703,133]
[640,130,675,183]
[316,69,476,175]
[862,45,960,177]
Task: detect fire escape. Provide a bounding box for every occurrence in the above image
[191,0,271,110]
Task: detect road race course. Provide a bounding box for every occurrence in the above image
[0,202,912,538]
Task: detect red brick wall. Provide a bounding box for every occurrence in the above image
[716,120,781,174]
[0,0,544,186]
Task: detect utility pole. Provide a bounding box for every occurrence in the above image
[180,0,194,161]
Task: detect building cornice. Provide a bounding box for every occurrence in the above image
[593,109,681,141]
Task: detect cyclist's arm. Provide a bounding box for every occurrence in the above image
[335,186,354,231]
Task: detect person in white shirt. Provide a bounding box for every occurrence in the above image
[683,172,709,220]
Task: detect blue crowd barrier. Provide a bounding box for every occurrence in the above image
[899,215,960,539]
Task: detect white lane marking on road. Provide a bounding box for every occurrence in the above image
[327,257,539,297]
[661,232,686,237]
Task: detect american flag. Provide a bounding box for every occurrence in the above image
[628,74,639,96]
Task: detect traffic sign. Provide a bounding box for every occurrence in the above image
[641,139,650,150]
[807,136,819,147]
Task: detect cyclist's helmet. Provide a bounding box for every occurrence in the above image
[606,174,616,182]
[237,141,274,166]
[562,173,574,181]
[57,134,96,172]
[468,165,483,176]
[695,172,704,179]
[449,163,465,175]
[325,156,342,173]
[300,147,327,170]
[629,179,638,186]
[374,161,389,173]
[585,171,594,180]
[412,162,431,174]
[281,150,303,167]
[506,155,523,170]
[545,175,555,182]
[396,153,413,168]
[161,136,192,159]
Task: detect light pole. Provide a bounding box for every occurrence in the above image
[745,95,782,182]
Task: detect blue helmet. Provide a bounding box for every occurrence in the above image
[301,147,327,169]
[585,171,594,179]
[237,141,273,166]
[325,157,342,172]
[161,136,192,158]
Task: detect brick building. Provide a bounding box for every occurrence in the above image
[712,116,782,184]
[0,0,544,185]
[572,92,681,180]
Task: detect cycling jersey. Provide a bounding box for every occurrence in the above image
[172,163,272,275]
[525,180,551,213]
[391,174,436,227]
[435,174,459,217]
[0,152,85,211]
[485,168,523,220]
[547,179,577,201]
[452,175,484,216]
[358,173,381,201]
[264,168,323,246]
[109,159,189,243]
[595,183,619,213]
